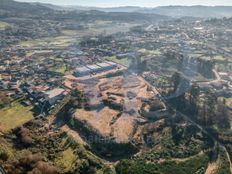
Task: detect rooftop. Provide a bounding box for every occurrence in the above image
[86,64,102,71]
[44,88,65,99]
[75,66,91,73]
[105,61,117,66]
[97,62,115,68]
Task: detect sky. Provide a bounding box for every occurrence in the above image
[15,0,232,7]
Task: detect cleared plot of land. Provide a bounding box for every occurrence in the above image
[74,107,120,137]
[73,75,161,143]
[205,162,218,174]
[74,108,136,143]
[0,102,33,132]
[0,21,10,30]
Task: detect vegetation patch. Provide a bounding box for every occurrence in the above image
[215,148,231,174]
[54,148,76,172]
[105,56,130,67]
[138,124,213,161]
[0,118,114,174]
[48,64,67,74]
[116,153,209,174]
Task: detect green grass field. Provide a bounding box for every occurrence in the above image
[105,56,130,67]
[48,64,68,74]
[0,101,33,133]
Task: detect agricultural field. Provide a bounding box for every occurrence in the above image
[62,23,135,38]
[16,21,136,51]
[0,101,33,133]
[18,36,76,48]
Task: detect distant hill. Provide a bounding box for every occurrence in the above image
[48,5,232,18]
[5,1,231,19]
[0,0,170,23]
[54,10,170,23]
[34,3,69,11]
[137,6,232,18]
[0,0,52,17]
[65,6,142,13]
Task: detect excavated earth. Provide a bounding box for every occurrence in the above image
[68,74,168,160]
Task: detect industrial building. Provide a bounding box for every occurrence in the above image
[97,62,117,71]
[73,66,92,77]
[73,61,118,77]
[86,64,102,73]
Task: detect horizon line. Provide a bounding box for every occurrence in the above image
[14,0,232,8]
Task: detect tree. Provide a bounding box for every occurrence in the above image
[0,92,10,108]
[171,72,181,92]
[202,89,217,126]
[18,127,34,146]
[215,99,230,129]
[0,150,9,161]
[31,161,58,174]
[189,83,200,120]
[189,83,200,104]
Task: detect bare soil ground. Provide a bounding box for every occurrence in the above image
[205,162,218,174]
[73,75,162,144]
[74,107,119,137]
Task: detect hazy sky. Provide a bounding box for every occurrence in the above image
[16,0,232,7]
